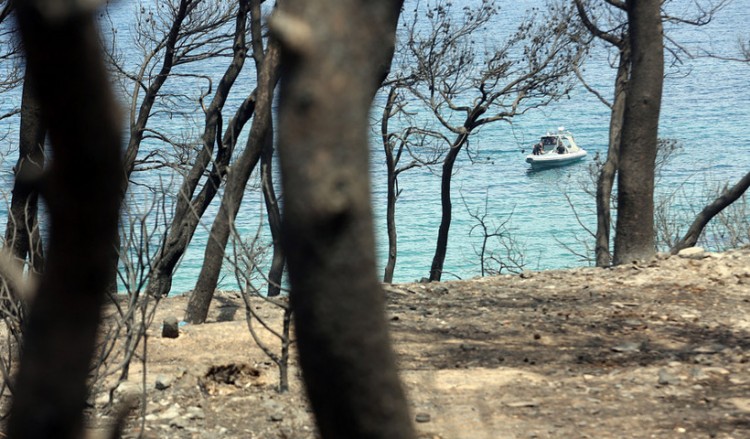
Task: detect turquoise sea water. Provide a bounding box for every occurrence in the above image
[1,1,749,293]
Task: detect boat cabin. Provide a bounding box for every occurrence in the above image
[541,135,560,150]
[525,128,587,170]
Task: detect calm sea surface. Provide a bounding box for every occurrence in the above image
[1,1,749,293]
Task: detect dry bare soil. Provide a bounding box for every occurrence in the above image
[103,246,750,438]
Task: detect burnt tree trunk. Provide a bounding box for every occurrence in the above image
[382,88,398,283]
[8,2,123,437]
[595,47,630,267]
[253,0,284,297]
[5,73,45,273]
[100,0,193,296]
[122,0,190,176]
[429,130,470,282]
[671,171,750,253]
[146,93,255,298]
[146,0,251,298]
[261,135,285,297]
[613,0,663,265]
[273,0,414,437]
[185,42,280,323]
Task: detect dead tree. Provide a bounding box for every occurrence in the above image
[379,83,442,283]
[272,0,414,437]
[2,1,43,273]
[146,0,255,298]
[671,170,750,253]
[572,0,728,266]
[400,1,584,281]
[8,0,124,437]
[186,39,280,324]
[4,73,45,273]
[612,0,664,265]
[186,0,284,323]
[573,0,628,267]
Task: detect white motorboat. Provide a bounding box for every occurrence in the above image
[525,128,587,170]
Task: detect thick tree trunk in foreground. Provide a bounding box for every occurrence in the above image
[8,3,123,437]
[273,0,414,437]
[613,0,663,265]
[595,48,629,267]
[185,42,280,324]
[4,73,45,273]
[671,171,750,253]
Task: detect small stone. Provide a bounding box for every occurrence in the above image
[158,405,181,421]
[611,342,641,353]
[702,366,730,375]
[155,375,173,391]
[115,381,143,400]
[726,397,750,413]
[169,417,188,429]
[693,344,726,354]
[505,400,540,408]
[270,414,283,422]
[432,286,449,295]
[162,316,180,339]
[677,247,706,259]
[415,413,431,423]
[657,368,681,386]
[186,406,205,420]
[94,392,110,406]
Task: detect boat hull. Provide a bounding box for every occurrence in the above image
[525,150,587,170]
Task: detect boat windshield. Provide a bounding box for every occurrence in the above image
[541,136,558,146]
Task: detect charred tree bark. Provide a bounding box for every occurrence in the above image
[595,47,629,267]
[253,0,284,297]
[671,171,750,253]
[101,0,193,296]
[429,128,471,282]
[185,42,280,324]
[122,0,190,176]
[273,0,414,437]
[4,73,45,273]
[261,136,284,297]
[382,88,398,283]
[8,2,123,437]
[384,166,398,283]
[146,0,251,298]
[429,143,459,281]
[613,0,663,265]
[146,92,255,298]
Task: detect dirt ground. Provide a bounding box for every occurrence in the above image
[97,246,750,438]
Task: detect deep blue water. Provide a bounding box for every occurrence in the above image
[0,0,749,293]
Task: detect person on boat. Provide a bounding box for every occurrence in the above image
[532,142,543,155]
[556,144,566,154]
